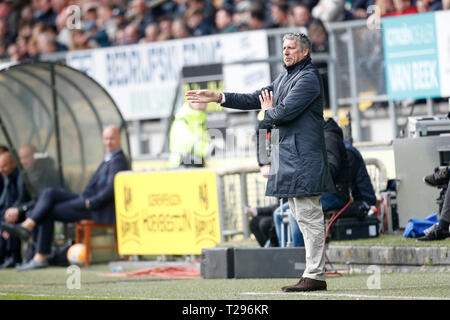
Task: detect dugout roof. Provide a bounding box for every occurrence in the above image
[0,61,130,198]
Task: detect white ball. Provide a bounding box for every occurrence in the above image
[67,243,87,266]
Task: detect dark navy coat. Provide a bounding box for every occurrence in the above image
[82,149,129,224]
[223,56,335,198]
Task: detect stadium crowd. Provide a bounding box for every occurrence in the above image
[0,0,449,62]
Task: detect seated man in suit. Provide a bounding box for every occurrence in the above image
[18,143,59,197]
[0,152,31,268]
[2,125,129,270]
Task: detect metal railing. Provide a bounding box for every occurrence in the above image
[215,157,386,242]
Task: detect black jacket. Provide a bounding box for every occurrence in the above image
[82,149,129,224]
[224,56,335,198]
[323,118,351,202]
[344,141,377,206]
[0,168,31,222]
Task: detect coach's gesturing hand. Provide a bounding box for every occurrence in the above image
[259,89,274,110]
[185,90,220,103]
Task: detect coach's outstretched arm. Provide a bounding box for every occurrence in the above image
[185,89,220,103]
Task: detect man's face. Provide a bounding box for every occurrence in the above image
[103,127,121,153]
[19,147,35,170]
[0,156,16,177]
[283,38,308,67]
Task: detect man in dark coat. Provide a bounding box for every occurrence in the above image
[344,141,377,206]
[0,152,31,268]
[186,33,334,291]
[322,118,351,209]
[3,125,129,271]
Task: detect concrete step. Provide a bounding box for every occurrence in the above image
[327,245,450,266]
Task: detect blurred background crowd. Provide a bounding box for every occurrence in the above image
[0,0,448,62]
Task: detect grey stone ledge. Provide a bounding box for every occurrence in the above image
[327,246,450,266]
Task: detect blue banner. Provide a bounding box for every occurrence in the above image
[382,13,441,100]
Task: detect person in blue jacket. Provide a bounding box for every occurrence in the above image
[186,32,334,292]
[2,125,129,271]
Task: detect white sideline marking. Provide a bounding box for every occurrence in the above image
[0,292,159,300]
[240,291,450,300]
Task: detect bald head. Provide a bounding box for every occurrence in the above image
[19,144,37,170]
[0,152,17,177]
[103,125,121,153]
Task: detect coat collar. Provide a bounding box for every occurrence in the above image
[284,55,311,74]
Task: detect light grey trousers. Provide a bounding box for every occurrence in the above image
[288,196,326,281]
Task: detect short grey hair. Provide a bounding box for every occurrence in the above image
[283,32,311,52]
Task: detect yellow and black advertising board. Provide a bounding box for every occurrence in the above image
[114,170,221,255]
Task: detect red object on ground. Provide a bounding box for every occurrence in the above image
[99,266,201,278]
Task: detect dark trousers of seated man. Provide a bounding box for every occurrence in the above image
[0,231,22,264]
[249,215,279,247]
[28,188,92,256]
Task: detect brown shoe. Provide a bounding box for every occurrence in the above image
[281,277,327,292]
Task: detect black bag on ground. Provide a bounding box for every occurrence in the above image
[339,200,370,221]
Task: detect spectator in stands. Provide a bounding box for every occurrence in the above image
[0,0,20,42]
[6,43,23,62]
[17,22,32,40]
[270,1,291,28]
[0,152,31,269]
[308,20,328,53]
[248,7,270,30]
[290,3,317,33]
[37,27,67,53]
[157,15,173,41]
[82,3,98,27]
[2,125,129,271]
[129,0,159,39]
[20,4,34,26]
[69,29,91,51]
[308,20,329,104]
[86,19,112,48]
[417,0,443,12]
[51,0,67,16]
[36,29,57,54]
[26,36,39,60]
[418,166,450,240]
[231,3,250,31]
[0,18,15,47]
[185,8,213,36]
[374,0,395,18]
[161,0,188,18]
[348,0,373,19]
[443,0,450,9]
[171,17,191,39]
[312,0,347,22]
[16,36,29,60]
[123,22,140,45]
[215,6,238,33]
[383,0,418,16]
[112,7,128,31]
[186,0,216,30]
[97,4,118,43]
[0,40,7,60]
[113,27,126,46]
[54,6,72,49]
[33,0,57,28]
[139,22,160,43]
